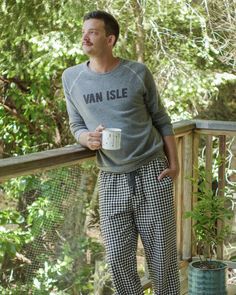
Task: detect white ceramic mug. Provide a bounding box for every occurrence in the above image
[102,128,122,150]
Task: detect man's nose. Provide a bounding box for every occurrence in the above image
[82,32,89,41]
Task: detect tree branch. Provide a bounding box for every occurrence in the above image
[0,76,29,93]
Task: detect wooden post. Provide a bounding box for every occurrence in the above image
[217,135,226,259]
[182,133,193,260]
[192,132,200,256]
[175,137,183,260]
[205,135,214,258]
[205,135,213,190]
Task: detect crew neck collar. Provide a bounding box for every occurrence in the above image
[84,58,124,75]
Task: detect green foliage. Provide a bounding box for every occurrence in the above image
[184,169,233,263]
[0,165,104,294]
[29,237,103,294]
[0,0,235,156]
[0,0,89,155]
[27,196,63,237]
[0,209,32,263]
[144,290,153,295]
[0,284,30,295]
[3,175,41,200]
[1,0,236,292]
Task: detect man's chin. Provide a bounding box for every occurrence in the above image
[83,47,93,55]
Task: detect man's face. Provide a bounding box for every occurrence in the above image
[82,19,111,57]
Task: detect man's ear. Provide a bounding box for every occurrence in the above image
[108,35,116,47]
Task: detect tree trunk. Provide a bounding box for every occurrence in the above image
[132,0,145,63]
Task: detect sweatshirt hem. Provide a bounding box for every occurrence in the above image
[97,150,166,174]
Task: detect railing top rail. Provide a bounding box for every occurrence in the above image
[0,145,95,181]
[0,119,235,181]
[194,119,236,132]
[173,120,196,135]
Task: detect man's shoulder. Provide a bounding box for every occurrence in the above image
[121,59,149,76]
[121,59,149,79]
[123,59,147,70]
[62,62,86,79]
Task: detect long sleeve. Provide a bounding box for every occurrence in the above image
[62,71,88,142]
[143,67,174,136]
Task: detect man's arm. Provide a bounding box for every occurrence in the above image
[142,66,178,180]
[62,71,90,141]
[158,135,179,181]
[143,66,173,136]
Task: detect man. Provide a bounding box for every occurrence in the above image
[62,10,180,295]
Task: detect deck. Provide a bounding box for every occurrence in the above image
[0,119,236,294]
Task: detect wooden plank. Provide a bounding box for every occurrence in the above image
[217,135,226,259]
[192,132,200,194]
[175,137,183,260]
[192,132,200,256]
[195,119,236,132]
[0,120,235,182]
[175,130,193,139]
[218,135,226,194]
[0,145,95,182]
[205,135,213,190]
[182,133,193,260]
[174,119,236,135]
[173,120,196,136]
[195,129,236,136]
[204,135,213,258]
[0,120,195,182]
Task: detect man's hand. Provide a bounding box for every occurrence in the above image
[158,135,179,181]
[79,125,104,150]
[157,166,179,181]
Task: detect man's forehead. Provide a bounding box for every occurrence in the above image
[83,19,105,30]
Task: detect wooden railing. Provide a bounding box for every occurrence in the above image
[174,120,236,262]
[0,119,236,291]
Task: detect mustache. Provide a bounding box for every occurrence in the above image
[82,41,93,46]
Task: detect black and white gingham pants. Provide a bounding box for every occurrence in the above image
[98,158,180,295]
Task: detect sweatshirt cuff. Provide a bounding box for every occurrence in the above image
[74,129,89,142]
[159,125,175,136]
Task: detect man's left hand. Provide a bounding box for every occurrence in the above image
[158,167,179,181]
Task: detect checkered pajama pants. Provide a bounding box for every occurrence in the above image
[98,158,180,295]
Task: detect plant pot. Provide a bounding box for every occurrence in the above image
[188,260,227,295]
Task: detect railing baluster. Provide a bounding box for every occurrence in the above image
[192,131,200,257]
[205,135,213,190]
[175,137,183,260]
[217,135,227,259]
[205,135,214,258]
[182,133,193,260]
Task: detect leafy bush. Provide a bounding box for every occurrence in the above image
[0,209,32,264]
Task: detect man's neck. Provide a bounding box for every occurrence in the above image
[88,55,120,73]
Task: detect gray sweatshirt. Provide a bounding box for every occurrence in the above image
[62,58,174,173]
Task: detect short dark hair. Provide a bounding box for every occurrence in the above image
[83,10,119,46]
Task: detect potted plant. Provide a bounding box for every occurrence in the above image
[185,168,233,295]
